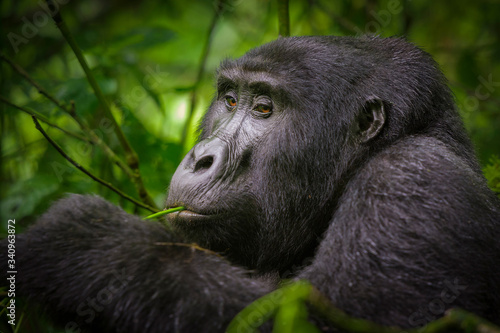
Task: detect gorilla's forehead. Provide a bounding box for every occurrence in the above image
[217,66,282,89]
[217,36,378,92]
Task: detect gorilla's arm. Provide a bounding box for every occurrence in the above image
[1,195,272,332]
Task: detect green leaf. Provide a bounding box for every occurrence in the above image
[143,206,185,220]
[226,281,314,333]
[484,155,500,195]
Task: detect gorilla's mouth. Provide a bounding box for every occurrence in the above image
[166,208,216,224]
[177,209,209,219]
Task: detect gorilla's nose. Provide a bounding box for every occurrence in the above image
[172,137,229,189]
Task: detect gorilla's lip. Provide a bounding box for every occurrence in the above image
[178,210,209,219]
[166,208,216,223]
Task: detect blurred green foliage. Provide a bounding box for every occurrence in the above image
[484,155,500,196]
[227,280,320,333]
[1,0,499,231]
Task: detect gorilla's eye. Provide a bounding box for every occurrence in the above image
[254,104,272,115]
[225,96,237,110]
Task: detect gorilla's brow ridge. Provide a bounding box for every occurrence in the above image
[217,69,290,102]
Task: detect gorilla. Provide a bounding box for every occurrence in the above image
[2,36,500,332]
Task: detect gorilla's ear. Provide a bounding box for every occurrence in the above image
[355,97,386,143]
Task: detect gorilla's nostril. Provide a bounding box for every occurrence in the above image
[194,156,214,173]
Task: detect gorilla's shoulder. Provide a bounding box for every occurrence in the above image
[370,136,475,174]
[354,136,490,199]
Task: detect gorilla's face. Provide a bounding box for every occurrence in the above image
[165,37,387,271]
[165,65,310,271]
[167,71,285,215]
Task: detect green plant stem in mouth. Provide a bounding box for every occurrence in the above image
[143,206,185,220]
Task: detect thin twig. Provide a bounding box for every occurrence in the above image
[65,102,142,182]
[277,0,290,37]
[45,0,157,209]
[32,115,158,213]
[2,47,157,209]
[180,0,223,148]
[1,52,69,112]
[1,52,88,130]
[1,55,129,171]
[143,206,185,220]
[421,308,500,333]
[311,1,360,34]
[0,95,92,143]
[308,285,500,333]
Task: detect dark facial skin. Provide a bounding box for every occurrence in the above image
[166,70,300,270]
[166,72,285,216]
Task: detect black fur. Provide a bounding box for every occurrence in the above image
[2,36,500,331]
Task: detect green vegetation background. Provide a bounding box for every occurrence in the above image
[1,0,499,239]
